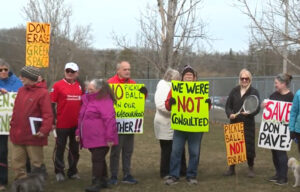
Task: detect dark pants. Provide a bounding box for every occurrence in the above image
[271,149,288,180]
[110,135,134,177]
[159,140,186,178]
[54,127,79,177]
[0,135,8,185]
[89,147,109,180]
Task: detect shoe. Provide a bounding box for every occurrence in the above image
[69,173,80,179]
[85,179,102,192]
[122,175,138,184]
[247,167,255,178]
[223,166,235,176]
[56,173,65,182]
[268,175,279,182]
[275,179,288,185]
[108,176,118,185]
[187,177,198,185]
[164,176,178,185]
[0,185,5,191]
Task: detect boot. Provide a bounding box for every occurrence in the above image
[247,166,255,178]
[223,165,235,176]
[85,179,102,192]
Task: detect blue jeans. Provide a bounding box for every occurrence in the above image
[169,130,203,178]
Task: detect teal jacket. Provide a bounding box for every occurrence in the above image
[289,90,300,133]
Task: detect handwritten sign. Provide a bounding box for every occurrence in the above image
[258,99,292,151]
[110,84,145,134]
[0,92,17,135]
[224,123,247,166]
[26,22,51,68]
[171,81,209,132]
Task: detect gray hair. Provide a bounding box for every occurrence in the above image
[163,68,180,81]
[116,61,130,70]
[0,58,10,69]
[90,79,104,90]
[276,73,293,87]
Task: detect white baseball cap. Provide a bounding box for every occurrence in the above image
[65,62,79,71]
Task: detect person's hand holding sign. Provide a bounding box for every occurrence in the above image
[107,141,114,147]
[139,87,148,95]
[169,97,176,106]
[0,88,7,94]
[205,98,212,110]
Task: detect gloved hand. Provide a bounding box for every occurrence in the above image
[205,98,211,105]
[169,97,176,106]
[290,131,296,140]
[139,87,148,95]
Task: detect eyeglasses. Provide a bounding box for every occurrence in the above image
[65,69,76,74]
[0,68,8,72]
[240,77,250,81]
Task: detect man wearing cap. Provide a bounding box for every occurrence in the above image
[51,62,82,181]
[10,66,53,180]
[164,65,210,185]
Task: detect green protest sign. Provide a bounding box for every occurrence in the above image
[171,81,209,132]
[110,84,145,134]
[0,92,17,135]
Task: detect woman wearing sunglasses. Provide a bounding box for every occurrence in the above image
[224,68,260,177]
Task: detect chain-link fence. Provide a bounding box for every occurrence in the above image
[137,76,300,123]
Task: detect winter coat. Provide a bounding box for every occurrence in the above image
[225,85,260,159]
[76,93,118,149]
[10,81,53,146]
[289,90,300,134]
[0,72,23,92]
[154,80,173,140]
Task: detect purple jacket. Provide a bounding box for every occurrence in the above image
[76,93,118,149]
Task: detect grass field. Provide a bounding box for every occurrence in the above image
[7,109,300,192]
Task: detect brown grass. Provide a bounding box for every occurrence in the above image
[7,110,300,192]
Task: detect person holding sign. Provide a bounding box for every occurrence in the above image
[51,62,83,182]
[0,59,23,191]
[108,61,145,185]
[10,66,53,180]
[153,69,187,179]
[261,73,293,185]
[164,65,210,185]
[224,69,260,177]
[75,79,118,192]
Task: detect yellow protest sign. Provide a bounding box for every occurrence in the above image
[26,22,51,68]
[0,92,17,135]
[224,123,247,166]
[171,80,209,132]
[110,84,145,134]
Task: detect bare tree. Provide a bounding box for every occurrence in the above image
[235,0,300,72]
[23,0,92,82]
[114,0,207,75]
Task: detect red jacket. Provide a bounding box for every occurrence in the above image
[108,74,136,84]
[10,81,53,146]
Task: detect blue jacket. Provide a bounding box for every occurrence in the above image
[0,72,23,92]
[289,90,300,133]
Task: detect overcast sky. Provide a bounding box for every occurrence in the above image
[0,0,251,53]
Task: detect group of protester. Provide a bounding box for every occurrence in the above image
[0,57,300,191]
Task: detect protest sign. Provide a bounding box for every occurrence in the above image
[224,122,247,166]
[26,22,51,68]
[0,92,17,135]
[258,99,292,151]
[110,84,145,134]
[171,80,209,132]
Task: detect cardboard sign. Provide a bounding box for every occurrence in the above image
[110,84,145,134]
[0,92,17,135]
[171,81,209,132]
[224,123,247,165]
[26,22,51,68]
[258,99,292,151]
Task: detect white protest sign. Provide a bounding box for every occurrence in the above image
[258,99,292,151]
[0,92,17,135]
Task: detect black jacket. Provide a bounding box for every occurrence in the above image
[225,85,260,159]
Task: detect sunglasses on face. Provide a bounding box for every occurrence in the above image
[240,77,249,81]
[65,69,76,74]
[0,68,8,72]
